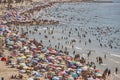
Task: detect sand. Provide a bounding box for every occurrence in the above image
[0,0,120,80]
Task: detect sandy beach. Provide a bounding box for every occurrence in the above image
[0,0,120,80]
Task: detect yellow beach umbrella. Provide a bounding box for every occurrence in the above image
[21,56,26,59]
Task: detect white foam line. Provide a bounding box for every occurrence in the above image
[75,47,83,50]
[110,53,120,58]
[101,64,107,66]
[109,59,120,64]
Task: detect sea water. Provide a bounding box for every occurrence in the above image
[17,1,120,57]
[29,1,120,54]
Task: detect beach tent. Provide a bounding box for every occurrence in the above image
[1,57,7,61]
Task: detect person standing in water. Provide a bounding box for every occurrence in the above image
[1,77,4,80]
[115,67,118,74]
[104,54,106,59]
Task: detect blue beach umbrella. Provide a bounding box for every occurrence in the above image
[34,58,40,61]
[32,71,43,77]
[52,76,60,80]
[76,68,82,74]
[32,60,38,63]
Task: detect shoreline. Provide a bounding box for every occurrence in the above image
[0,0,120,80]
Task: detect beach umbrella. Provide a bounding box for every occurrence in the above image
[38,54,44,59]
[30,45,36,49]
[10,52,17,56]
[48,56,55,60]
[49,63,55,69]
[71,72,78,78]
[95,69,101,73]
[26,55,33,58]
[66,56,72,61]
[20,63,26,67]
[89,67,94,70]
[32,71,39,75]
[10,41,14,45]
[19,70,26,73]
[21,56,26,59]
[95,73,102,77]
[87,77,94,80]
[0,31,3,36]
[49,50,56,54]
[56,56,63,60]
[19,38,25,42]
[76,68,82,74]
[0,25,5,31]
[23,65,29,69]
[70,65,76,69]
[41,48,47,52]
[17,55,23,59]
[82,66,88,71]
[18,53,24,56]
[24,46,27,49]
[34,48,40,53]
[56,67,62,70]
[40,69,46,72]
[67,68,75,72]
[95,78,101,80]
[1,57,6,61]
[32,71,43,77]
[52,76,60,80]
[34,53,39,57]
[57,52,63,55]
[76,62,82,67]
[34,58,40,61]
[27,78,34,80]
[59,71,66,76]
[47,47,53,51]
[35,50,41,53]
[25,49,30,53]
[32,60,38,63]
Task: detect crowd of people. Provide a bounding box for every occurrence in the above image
[0,1,119,80]
[1,24,106,80]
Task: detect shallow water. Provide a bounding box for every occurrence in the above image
[16,2,120,57]
[11,2,120,78]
